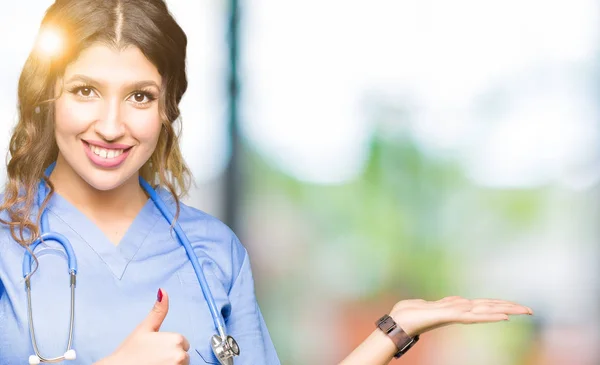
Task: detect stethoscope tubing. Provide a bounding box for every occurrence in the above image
[138,177,227,338]
[23,162,229,363]
[23,230,77,363]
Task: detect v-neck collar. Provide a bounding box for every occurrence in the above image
[44,191,161,280]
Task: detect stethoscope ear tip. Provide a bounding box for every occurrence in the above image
[27,349,76,364]
[64,349,77,360]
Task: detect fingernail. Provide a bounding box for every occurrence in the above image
[157,288,163,302]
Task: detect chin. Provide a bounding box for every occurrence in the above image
[80,168,136,192]
[83,178,126,192]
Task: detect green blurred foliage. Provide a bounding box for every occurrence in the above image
[245,128,546,298]
[243,115,544,364]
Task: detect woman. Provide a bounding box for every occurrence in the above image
[0,1,532,364]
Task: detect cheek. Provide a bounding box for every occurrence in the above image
[54,97,99,134]
[127,110,162,145]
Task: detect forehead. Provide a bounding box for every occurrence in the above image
[63,44,161,85]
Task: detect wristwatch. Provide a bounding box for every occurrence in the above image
[375,314,419,358]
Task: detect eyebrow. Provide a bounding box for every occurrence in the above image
[64,74,160,90]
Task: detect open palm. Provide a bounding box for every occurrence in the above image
[391,296,533,337]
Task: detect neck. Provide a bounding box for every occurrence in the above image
[48,155,148,218]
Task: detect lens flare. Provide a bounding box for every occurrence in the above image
[36,27,63,57]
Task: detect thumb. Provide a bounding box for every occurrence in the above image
[138,288,169,332]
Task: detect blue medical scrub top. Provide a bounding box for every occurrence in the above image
[0,188,280,364]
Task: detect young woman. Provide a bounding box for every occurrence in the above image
[0,1,532,364]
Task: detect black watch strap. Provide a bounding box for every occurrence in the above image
[375,314,419,359]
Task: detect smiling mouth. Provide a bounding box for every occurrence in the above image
[84,142,132,159]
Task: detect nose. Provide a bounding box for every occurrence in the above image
[94,99,125,141]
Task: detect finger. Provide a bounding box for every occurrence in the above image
[162,332,191,352]
[459,312,509,324]
[171,350,190,365]
[470,304,531,315]
[491,303,532,315]
[182,352,190,365]
[138,288,169,332]
[472,299,533,314]
[473,298,513,303]
[179,334,190,352]
[444,298,533,315]
[471,298,521,306]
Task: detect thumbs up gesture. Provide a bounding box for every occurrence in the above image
[96,289,191,365]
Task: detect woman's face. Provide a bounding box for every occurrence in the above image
[54,43,162,191]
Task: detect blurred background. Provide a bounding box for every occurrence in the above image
[2,1,599,364]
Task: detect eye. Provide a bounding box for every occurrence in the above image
[69,85,98,99]
[127,91,157,106]
[132,92,147,103]
[79,87,93,97]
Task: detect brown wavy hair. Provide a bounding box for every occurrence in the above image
[1,0,191,247]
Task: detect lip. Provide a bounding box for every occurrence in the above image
[82,139,132,149]
[82,140,132,168]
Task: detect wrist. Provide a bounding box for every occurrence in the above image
[337,329,398,365]
[389,310,419,337]
[375,314,420,359]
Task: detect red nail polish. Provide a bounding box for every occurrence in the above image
[157,288,163,302]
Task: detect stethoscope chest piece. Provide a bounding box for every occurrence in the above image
[211,334,240,365]
[24,164,240,363]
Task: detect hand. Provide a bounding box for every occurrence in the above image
[390,296,533,337]
[97,289,190,365]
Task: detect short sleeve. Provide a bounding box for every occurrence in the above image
[226,236,280,365]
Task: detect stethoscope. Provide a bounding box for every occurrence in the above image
[22,163,240,365]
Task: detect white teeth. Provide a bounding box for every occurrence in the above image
[89,144,124,159]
